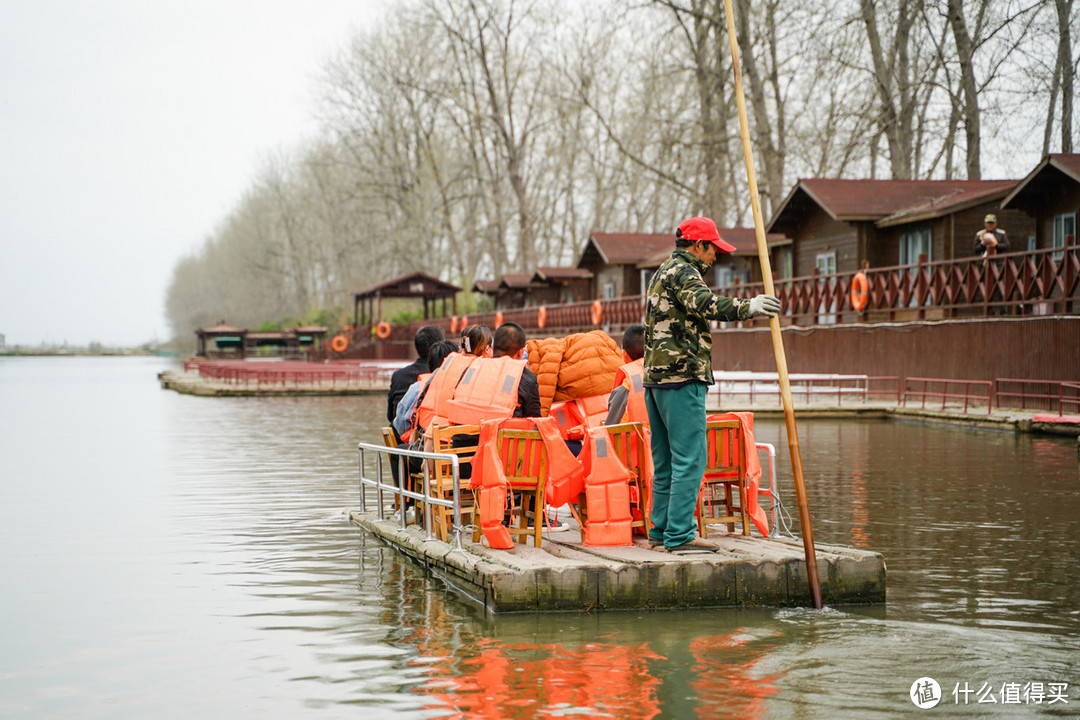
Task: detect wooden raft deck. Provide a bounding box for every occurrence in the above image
[348,511,886,613]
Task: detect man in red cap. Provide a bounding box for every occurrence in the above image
[643,216,779,553]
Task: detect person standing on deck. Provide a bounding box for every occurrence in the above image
[644,217,780,553]
[974,213,1009,258]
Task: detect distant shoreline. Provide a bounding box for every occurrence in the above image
[0,349,175,357]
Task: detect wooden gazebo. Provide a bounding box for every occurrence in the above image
[353,272,462,326]
[195,322,247,359]
[195,322,327,360]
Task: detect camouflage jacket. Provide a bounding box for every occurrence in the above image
[644,248,750,386]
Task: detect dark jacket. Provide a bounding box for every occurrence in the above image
[387,357,428,424]
[516,367,542,418]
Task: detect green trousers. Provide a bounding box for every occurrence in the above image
[645,382,707,548]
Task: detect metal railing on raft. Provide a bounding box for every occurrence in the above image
[356,442,469,551]
[755,442,782,537]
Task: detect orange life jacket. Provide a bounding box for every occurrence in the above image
[548,400,585,440]
[573,394,610,430]
[548,394,608,440]
[469,416,585,547]
[612,359,648,424]
[581,426,634,546]
[705,412,769,537]
[445,356,526,426]
[470,419,515,549]
[416,352,478,434]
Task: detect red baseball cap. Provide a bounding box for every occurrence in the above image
[677,216,736,252]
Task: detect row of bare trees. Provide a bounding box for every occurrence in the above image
[166,0,1076,346]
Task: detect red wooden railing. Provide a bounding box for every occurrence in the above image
[718,245,1079,324]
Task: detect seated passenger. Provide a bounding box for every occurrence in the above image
[387,325,444,431]
[445,322,541,424]
[390,339,458,495]
[460,324,493,358]
[604,324,647,426]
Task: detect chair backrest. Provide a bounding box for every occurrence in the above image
[429,423,481,487]
[380,426,398,449]
[604,422,646,481]
[495,428,548,489]
[704,419,745,480]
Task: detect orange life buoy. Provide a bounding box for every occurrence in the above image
[494,310,504,327]
[450,315,459,334]
[591,299,603,326]
[537,305,547,329]
[375,321,392,339]
[850,271,869,312]
[330,334,348,353]
[460,315,468,330]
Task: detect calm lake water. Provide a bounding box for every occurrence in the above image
[1,356,1077,718]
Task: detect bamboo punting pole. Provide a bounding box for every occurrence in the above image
[722,0,822,608]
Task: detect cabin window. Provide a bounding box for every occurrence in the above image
[900,225,932,265]
[1053,213,1075,262]
[815,251,836,275]
[603,281,616,299]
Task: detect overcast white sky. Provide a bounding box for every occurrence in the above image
[0,0,388,347]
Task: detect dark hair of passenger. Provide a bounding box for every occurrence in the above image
[426,340,457,372]
[413,326,445,359]
[492,322,526,357]
[460,325,492,356]
[622,324,646,361]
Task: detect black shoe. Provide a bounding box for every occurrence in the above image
[666,537,720,554]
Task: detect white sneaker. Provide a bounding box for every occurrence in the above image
[542,521,570,533]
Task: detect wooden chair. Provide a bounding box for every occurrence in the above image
[697,419,751,536]
[604,422,651,537]
[496,428,548,548]
[428,423,480,542]
[380,427,417,514]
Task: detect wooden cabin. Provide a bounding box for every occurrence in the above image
[1001,154,1079,253]
[767,178,1036,275]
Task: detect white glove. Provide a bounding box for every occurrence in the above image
[748,294,781,318]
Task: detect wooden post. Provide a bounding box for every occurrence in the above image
[723,0,821,608]
[917,252,927,320]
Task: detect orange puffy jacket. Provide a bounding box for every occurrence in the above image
[527,330,621,415]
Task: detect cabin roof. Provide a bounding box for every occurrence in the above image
[532,266,592,282]
[579,233,672,266]
[354,272,461,300]
[1001,153,1080,209]
[769,178,1019,233]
